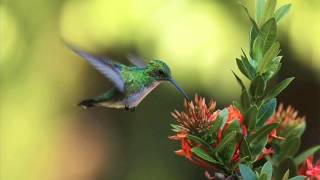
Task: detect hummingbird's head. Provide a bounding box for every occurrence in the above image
[145,60,190,101]
[145,60,172,80]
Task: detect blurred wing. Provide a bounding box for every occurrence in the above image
[67,44,125,92]
[126,54,146,68]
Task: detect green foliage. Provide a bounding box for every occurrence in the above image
[239,161,305,180]
[278,137,300,162]
[240,138,253,162]
[171,1,319,179]
[191,147,219,164]
[294,145,320,165]
[275,158,297,179]
[253,18,277,61]
[261,161,273,180]
[275,4,291,22]
[187,134,214,152]
[233,1,313,179]
[240,164,257,180]
[261,0,277,25]
[256,98,276,127]
[263,77,295,102]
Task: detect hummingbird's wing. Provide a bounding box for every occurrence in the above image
[67,45,125,92]
[126,54,146,68]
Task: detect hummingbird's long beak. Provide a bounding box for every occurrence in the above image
[168,78,190,101]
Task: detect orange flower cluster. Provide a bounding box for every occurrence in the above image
[269,104,306,130]
[267,103,306,144]
[169,95,246,169]
[171,95,219,134]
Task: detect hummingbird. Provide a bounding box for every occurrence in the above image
[67,44,190,111]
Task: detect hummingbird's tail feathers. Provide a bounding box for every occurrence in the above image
[78,99,97,109]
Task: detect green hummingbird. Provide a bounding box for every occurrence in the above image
[67,44,190,111]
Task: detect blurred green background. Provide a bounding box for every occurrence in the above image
[1,0,319,179]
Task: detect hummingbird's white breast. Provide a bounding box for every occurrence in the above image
[125,81,162,108]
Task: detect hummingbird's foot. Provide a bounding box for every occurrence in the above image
[125,105,136,112]
[125,105,129,111]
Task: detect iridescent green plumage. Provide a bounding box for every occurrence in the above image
[67,44,189,111]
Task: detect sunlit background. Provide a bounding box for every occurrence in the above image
[1,0,319,179]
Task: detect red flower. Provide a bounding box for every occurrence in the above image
[257,147,275,160]
[169,132,214,168]
[227,105,244,125]
[298,156,320,180]
[169,133,193,160]
[266,111,285,143]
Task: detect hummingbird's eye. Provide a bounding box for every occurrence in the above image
[158,70,165,76]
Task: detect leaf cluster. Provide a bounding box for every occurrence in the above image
[234,1,320,179]
[233,0,292,164]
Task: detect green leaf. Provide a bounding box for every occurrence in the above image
[251,136,268,159]
[215,131,237,153]
[232,70,246,90]
[282,170,290,180]
[248,123,278,158]
[241,3,259,27]
[232,71,251,111]
[241,49,256,78]
[276,158,297,179]
[187,135,214,152]
[256,0,266,23]
[191,147,219,164]
[246,105,258,131]
[241,90,251,111]
[288,176,305,180]
[237,59,251,80]
[240,138,253,161]
[248,123,279,145]
[237,58,255,80]
[252,18,277,61]
[257,98,277,127]
[279,137,300,162]
[250,22,260,53]
[249,75,266,98]
[219,108,229,130]
[218,122,242,162]
[264,56,282,80]
[261,0,276,24]
[264,77,295,102]
[257,42,280,73]
[261,161,273,180]
[275,4,291,22]
[170,124,183,132]
[225,119,242,134]
[240,164,257,180]
[206,115,224,140]
[259,173,268,180]
[294,145,320,165]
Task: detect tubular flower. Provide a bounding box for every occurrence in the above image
[171,94,219,134]
[169,132,214,168]
[268,104,306,138]
[227,105,244,125]
[170,95,247,172]
[298,156,320,180]
[226,105,247,137]
[257,147,275,160]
